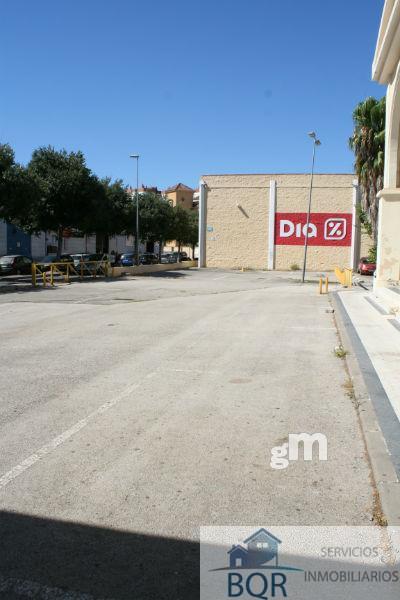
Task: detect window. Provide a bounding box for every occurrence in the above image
[257,542,269,549]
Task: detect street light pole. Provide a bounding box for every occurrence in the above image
[130,154,140,266]
[301,132,321,283]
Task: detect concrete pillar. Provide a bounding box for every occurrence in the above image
[375,189,400,285]
[375,61,400,288]
[198,180,207,268]
[350,179,361,271]
[268,180,277,270]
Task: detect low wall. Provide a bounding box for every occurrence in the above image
[111,261,197,277]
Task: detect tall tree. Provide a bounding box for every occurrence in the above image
[0,143,40,230]
[81,177,132,251]
[186,210,199,259]
[170,205,191,257]
[27,146,100,256]
[128,192,175,258]
[349,96,385,242]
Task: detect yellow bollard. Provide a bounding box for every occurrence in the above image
[318,276,329,295]
[344,268,353,288]
[31,263,36,287]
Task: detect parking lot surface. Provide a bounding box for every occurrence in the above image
[0,269,373,598]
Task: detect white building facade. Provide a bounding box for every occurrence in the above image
[373,0,400,295]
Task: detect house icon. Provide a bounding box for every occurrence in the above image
[228,528,282,569]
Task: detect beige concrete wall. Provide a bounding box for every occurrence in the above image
[376,192,400,282]
[203,174,356,271]
[111,261,197,277]
[202,175,270,269]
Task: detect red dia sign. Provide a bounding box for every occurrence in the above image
[275,213,352,246]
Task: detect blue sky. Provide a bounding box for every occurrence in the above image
[1,0,384,190]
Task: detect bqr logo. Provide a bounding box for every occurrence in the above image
[228,529,282,569]
[210,528,303,598]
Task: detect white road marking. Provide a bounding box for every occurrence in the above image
[0,372,157,489]
[284,326,336,331]
[0,574,113,599]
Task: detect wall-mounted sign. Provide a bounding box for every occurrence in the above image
[275,213,352,246]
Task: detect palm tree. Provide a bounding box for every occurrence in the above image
[349,96,385,242]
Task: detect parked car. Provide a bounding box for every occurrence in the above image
[35,254,74,272]
[0,255,32,275]
[172,251,191,262]
[71,253,109,274]
[160,253,176,264]
[104,253,117,266]
[139,253,158,265]
[357,257,376,275]
[71,253,91,269]
[120,253,137,267]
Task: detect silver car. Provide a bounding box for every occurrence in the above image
[161,253,177,264]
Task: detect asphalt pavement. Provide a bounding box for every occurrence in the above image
[0,269,375,599]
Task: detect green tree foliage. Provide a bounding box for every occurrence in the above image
[27,146,101,256]
[130,192,175,258]
[0,143,15,176]
[89,177,131,236]
[165,205,199,257]
[130,192,174,240]
[186,210,199,258]
[349,96,385,242]
[0,143,40,230]
[1,142,198,260]
[170,205,190,255]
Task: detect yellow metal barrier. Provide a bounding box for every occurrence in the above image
[32,261,110,287]
[334,266,353,288]
[318,276,329,294]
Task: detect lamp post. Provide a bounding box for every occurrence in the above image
[130,154,140,266]
[301,132,321,283]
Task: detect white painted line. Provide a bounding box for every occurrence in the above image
[158,368,221,375]
[0,574,113,599]
[284,326,336,331]
[0,371,157,489]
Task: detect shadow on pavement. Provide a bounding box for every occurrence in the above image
[143,271,188,279]
[0,511,398,600]
[0,275,47,295]
[0,511,198,599]
[0,275,132,295]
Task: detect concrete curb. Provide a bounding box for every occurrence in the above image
[111,261,197,277]
[331,292,400,526]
